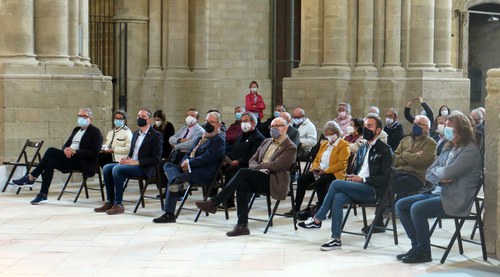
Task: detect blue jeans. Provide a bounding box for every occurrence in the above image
[315,180,377,238]
[395,193,444,253]
[163,163,191,213]
[103,163,147,205]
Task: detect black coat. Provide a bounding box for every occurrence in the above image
[228,129,265,167]
[384,122,404,151]
[352,139,393,198]
[63,124,103,178]
[128,126,163,178]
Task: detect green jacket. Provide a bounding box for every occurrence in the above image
[394,135,437,183]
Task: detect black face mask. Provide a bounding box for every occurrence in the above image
[137,117,148,127]
[203,122,215,133]
[362,127,376,141]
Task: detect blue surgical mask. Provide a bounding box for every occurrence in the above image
[78,117,89,127]
[412,124,423,137]
[292,117,304,126]
[270,127,281,139]
[235,112,242,120]
[274,111,281,118]
[444,126,454,141]
[114,119,124,128]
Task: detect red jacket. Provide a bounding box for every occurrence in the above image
[245,92,266,119]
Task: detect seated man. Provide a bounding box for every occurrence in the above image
[168,108,204,163]
[94,109,163,215]
[153,111,226,223]
[383,108,404,151]
[279,111,300,147]
[13,107,103,205]
[196,117,297,236]
[222,112,265,208]
[225,106,244,153]
[298,114,393,250]
[258,104,286,138]
[291,107,317,160]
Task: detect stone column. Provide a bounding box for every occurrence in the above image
[485,68,500,258]
[146,0,163,75]
[383,0,403,69]
[299,0,323,67]
[434,0,453,70]
[0,0,37,64]
[322,0,349,67]
[408,0,436,70]
[68,0,81,64]
[355,0,376,70]
[166,0,189,70]
[34,0,71,65]
[79,0,91,65]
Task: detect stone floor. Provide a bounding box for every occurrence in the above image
[0,180,499,277]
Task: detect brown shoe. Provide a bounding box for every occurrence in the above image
[195,200,217,214]
[106,204,125,215]
[226,224,250,237]
[94,202,114,213]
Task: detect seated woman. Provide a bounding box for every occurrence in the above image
[395,111,481,263]
[153,110,176,160]
[343,117,364,174]
[289,121,350,216]
[98,110,133,168]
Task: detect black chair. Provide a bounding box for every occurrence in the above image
[429,176,487,264]
[123,165,163,213]
[247,163,299,234]
[340,186,398,249]
[57,166,104,203]
[2,139,44,194]
[176,159,229,221]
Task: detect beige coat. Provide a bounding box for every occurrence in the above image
[248,137,297,200]
[394,135,437,183]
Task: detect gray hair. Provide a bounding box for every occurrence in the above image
[414,115,431,129]
[369,106,380,115]
[280,112,292,124]
[387,108,398,118]
[471,108,484,121]
[80,107,93,118]
[338,103,351,114]
[294,107,305,116]
[206,111,222,123]
[323,120,343,137]
[241,112,257,124]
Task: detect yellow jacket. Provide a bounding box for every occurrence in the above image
[311,139,350,181]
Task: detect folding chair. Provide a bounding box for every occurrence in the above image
[247,163,298,234]
[341,186,398,249]
[176,159,229,221]
[429,176,487,264]
[57,166,104,203]
[123,165,164,213]
[2,139,44,194]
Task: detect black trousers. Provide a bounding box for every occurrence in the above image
[212,168,269,224]
[31,147,80,194]
[98,152,114,168]
[219,164,246,203]
[392,171,424,201]
[295,172,336,211]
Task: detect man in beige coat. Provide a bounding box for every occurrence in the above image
[196,117,297,236]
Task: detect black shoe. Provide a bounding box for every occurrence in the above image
[401,251,432,264]
[361,223,386,234]
[396,248,417,261]
[153,212,176,223]
[283,209,295,218]
[218,201,235,210]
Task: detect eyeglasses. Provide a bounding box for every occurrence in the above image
[77,114,90,119]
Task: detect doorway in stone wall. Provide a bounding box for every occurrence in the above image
[88,0,128,112]
[467,3,500,109]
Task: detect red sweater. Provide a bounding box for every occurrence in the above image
[245,92,266,119]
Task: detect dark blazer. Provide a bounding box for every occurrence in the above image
[63,124,103,178]
[128,126,163,178]
[182,133,226,185]
[287,126,301,147]
[352,138,393,198]
[249,137,297,200]
[228,129,265,167]
[384,121,404,151]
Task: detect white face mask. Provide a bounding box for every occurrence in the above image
[338,111,347,119]
[241,122,252,133]
[155,120,162,127]
[346,125,355,135]
[327,134,338,143]
[185,115,197,126]
[385,118,394,125]
[250,87,258,93]
[441,109,449,116]
[437,123,445,135]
